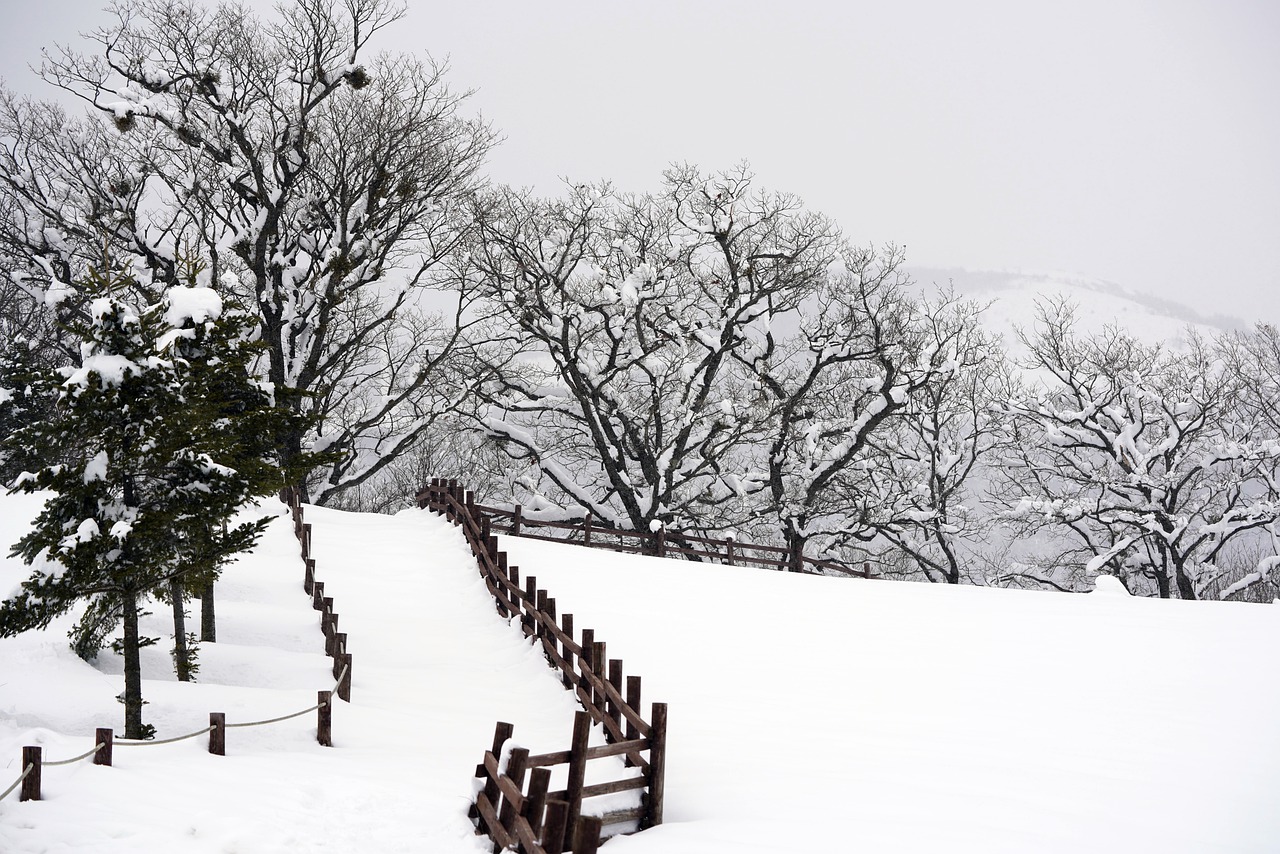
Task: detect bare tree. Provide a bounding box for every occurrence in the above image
[995,301,1280,598]
[743,253,973,571]
[862,296,1014,583]
[468,165,841,535]
[21,0,495,501]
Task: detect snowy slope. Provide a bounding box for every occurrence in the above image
[911,267,1243,353]
[502,534,1280,854]
[2,496,1278,852]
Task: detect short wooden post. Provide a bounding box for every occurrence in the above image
[564,711,591,843]
[481,514,492,545]
[864,560,872,578]
[312,581,324,611]
[19,746,40,801]
[524,766,551,837]
[725,536,735,566]
[561,614,575,688]
[654,527,666,558]
[323,612,339,655]
[583,512,592,546]
[302,523,311,559]
[645,702,668,827]
[536,589,549,639]
[578,629,595,700]
[512,504,523,536]
[317,691,332,747]
[523,575,537,636]
[543,800,570,854]
[625,676,642,742]
[474,721,513,832]
[498,746,530,840]
[573,816,603,854]
[607,659,623,739]
[304,559,316,595]
[337,652,352,702]
[94,727,113,767]
[592,641,607,717]
[209,712,226,756]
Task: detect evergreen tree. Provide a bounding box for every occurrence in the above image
[0,266,293,737]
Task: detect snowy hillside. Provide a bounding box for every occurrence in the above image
[3,494,1279,852]
[911,267,1244,353]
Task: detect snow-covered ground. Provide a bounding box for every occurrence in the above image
[2,493,1279,852]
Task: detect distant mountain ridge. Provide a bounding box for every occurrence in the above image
[908,267,1245,351]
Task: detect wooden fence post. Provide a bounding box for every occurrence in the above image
[725,536,735,566]
[536,589,548,639]
[512,504,523,536]
[209,713,226,756]
[498,747,530,842]
[302,523,311,559]
[524,766,551,838]
[561,614,574,688]
[304,559,315,595]
[19,746,40,801]
[583,512,592,546]
[578,629,595,701]
[312,581,324,611]
[626,676,642,743]
[543,800,570,854]
[645,702,668,828]
[864,560,871,578]
[573,816,603,854]
[336,651,352,702]
[564,711,591,844]
[607,659,623,740]
[317,691,332,746]
[524,575,537,636]
[592,641,607,721]
[94,727,113,767]
[653,527,666,558]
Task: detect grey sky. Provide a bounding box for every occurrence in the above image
[4,0,1278,323]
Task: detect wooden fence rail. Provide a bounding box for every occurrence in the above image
[463,495,873,578]
[417,479,668,853]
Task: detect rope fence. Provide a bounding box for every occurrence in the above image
[2,490,351,805]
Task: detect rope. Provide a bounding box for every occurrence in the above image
[116,725,215,747]
[226,702,322,729]
[0,763,34,802]
[42,742,106,767]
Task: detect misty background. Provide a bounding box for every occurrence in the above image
[2,0,1276,324]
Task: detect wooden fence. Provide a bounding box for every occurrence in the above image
[463,492,873,578]
[3,490,350,804]
[282,486,353,701]
[418,480,668,854]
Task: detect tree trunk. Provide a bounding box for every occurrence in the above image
[169,576,192,682]
[200,578,216,642]
[120,589,147,739]
[1174,561,1198,601]
[784,530,806,573]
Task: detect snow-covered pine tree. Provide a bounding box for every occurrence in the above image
[0,265,291,737]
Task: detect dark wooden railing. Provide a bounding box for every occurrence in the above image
[417,480,667,853]
[463,492,872,577]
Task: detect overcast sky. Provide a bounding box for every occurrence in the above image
[3,1,1277,323]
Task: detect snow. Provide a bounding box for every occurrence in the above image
[2,492,1278,852]
[163,286,223,328]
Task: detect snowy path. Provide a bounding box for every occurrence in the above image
[0,500,585,853]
